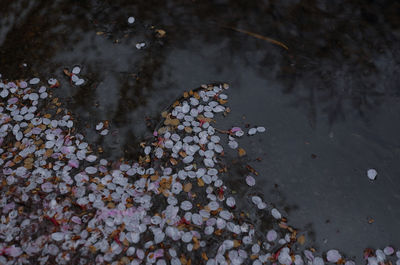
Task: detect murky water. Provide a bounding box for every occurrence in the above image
[1,0,400,263]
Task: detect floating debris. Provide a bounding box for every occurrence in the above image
[136,42,146,49]
[128,16,135,24]
[367,168,378,180]
[96,121,104,130]
[72,66,81,75]
[0,77,397,265]
[245,175,256,186]
[64,66,85,86]
[326,249,342,263]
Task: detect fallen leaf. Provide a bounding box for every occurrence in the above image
[238,147,246,157]
[184,183,192,192]
[297,235,305,245]
[197,178,204,187]
[155,29,166,38]
[63,69,72,77]
[170,158,178,165]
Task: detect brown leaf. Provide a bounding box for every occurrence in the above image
[89,245,97,253]
[13,155,23,163]
[150,175,159,181]
[238,147,246,157]
[164,118,180,126]
[219,98,228,104]
[155,29,166,38]
[184,183,192,192]
[63,69,72,77]
[23,127,32,134]
[246,165,258,175]
[121,238,129,246]
[297,235,305,245]
[197,178,204,187]
[214,229,222,236]
[180,255,188,265]
[45,149,53,157]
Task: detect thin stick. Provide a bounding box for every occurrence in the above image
[223,25,289,50]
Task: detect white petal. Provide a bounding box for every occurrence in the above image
[29,78,40,85]
[51,232,65,241]
[248,128,257,135]
[257,126,266,133]
[75,79,85,86]
[271,208,282,219]
[246,176,256,186]
[367,169,377,180]
[266,230,277,242]
[96,122,104,130]
[128,16,135,24]
[72,66,81,74]
[326,249,341,263]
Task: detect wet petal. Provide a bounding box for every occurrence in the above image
[4,246,23,257]
[128,16,135,24]
[246,175,256,186]
[72,66,81,74]
[51,232,65,241]
[326,249,341,263]
[248,128,257,135]
[367,169,377,180]
[271,208,282,219]
[267,230,277,242]
[384,246,394,255]
[29,78,40,85]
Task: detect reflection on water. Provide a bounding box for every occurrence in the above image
[1,0,399,129]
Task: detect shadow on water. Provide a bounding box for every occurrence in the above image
[1,0,398,128]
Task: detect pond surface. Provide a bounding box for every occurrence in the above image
[1,0,400,264]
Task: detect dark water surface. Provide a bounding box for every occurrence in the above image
[1,0,400,263]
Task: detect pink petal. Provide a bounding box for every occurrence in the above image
[4,245,23,257]
[3,202,15,213]
[154,249,164,258]
[71,216,82,224]
[231,127,241,132]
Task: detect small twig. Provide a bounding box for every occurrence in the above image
[222,25,289,50]
[215,128,231,134]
